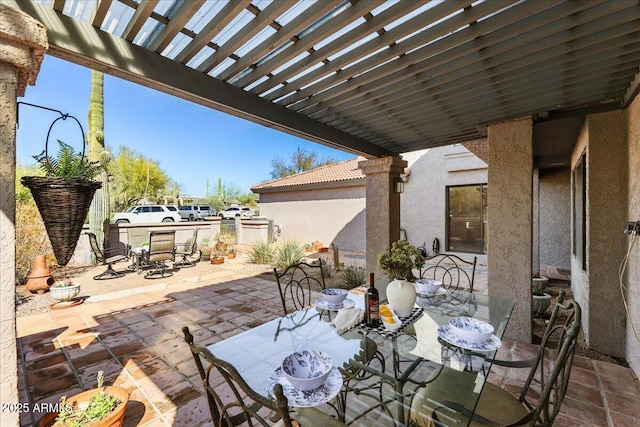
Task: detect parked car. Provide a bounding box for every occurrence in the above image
[178,205,216,221]
[113,205,181,224]
[218,207,253,219]
[197,205,217,218]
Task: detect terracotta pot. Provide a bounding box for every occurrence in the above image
[210,257,224,265]
[25,255,55,294]
[385,279,417,317]
[36,386,129,427]
[227,252,236,259]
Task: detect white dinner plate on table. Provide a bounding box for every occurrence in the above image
[417,287,448,297]
[437,324,501,352]
[315,297,355,311]
[268,366,343,407]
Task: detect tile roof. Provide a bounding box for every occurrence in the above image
[252,157,364,191]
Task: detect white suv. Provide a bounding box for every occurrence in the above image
[218,207,253,219]
[113,205,181,224]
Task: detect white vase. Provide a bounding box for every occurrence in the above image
[386,279,417,317]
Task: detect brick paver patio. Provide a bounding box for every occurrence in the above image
[16,254,640,426]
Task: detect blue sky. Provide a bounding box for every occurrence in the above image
[16,55,355,197]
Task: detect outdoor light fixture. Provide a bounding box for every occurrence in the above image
[394,177,404,193]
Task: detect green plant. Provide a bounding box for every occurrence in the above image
[51,281,78,288]
[33,140,104,179]
[53,371,121,426]
[274,240,305,269]
[532,288,546,297]
[249,240,274,264]
[340,265,366,289]
[377,240,425,280]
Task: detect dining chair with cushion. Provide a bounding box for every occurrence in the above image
[409,291,581,427]
[86,232,129,280]
[274,260,327,315]
[143,230,176,279]
[174,228,200,268]
[182,326,346,427]
[419,253,477,293]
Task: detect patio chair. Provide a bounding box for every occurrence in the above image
[419,253,477,292]
[182,326,346,427]
[143,230,175,279]
[86,232,129,280]
[274,260,327,315]
[174,228,200,268]
[410,291,581,427]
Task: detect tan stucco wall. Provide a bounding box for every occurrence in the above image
[539,168,571,272]
[257,184,366,251]
[571,111,627,357]
[625,95,640,375]
[487,117,533,342]
[0,5,47,425]
[401,146,487,256]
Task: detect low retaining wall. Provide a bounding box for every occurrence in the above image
[70,218,271,266]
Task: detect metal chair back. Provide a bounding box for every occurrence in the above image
[144,231,175,278]
[419,253,477,292]
[174,228,200,267]
[274,260,327,315]
[182,326,293,427]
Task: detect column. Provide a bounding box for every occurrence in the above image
[487,117,533,342]
[0,5,47,425]
[358,156,407,280]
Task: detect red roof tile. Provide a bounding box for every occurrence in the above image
[252,157,364,191]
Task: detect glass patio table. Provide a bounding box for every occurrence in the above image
[206,288,515,426]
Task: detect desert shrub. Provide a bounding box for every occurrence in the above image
[340,265,366,289]
[249,240,274,265]
[15,201,55,284]
[274,240,305,269]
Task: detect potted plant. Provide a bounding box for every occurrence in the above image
[532,273,549,292]
[227,246,237,259]
[37,371,129,427]
[200,237,212,261]
[210,250,225,264]
[532,288,552,316]
[21,140,103,267]
[377,240,425,317]
[49,281,81,302]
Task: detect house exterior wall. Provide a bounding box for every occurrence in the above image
[257,184,365,250]
[625,94,640,375]
[539,168,571,273]
[571,111,627,357]
[401,146,487,256]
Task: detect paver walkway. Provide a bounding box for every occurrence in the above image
[16,254,640,426]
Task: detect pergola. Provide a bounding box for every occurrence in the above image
[2,1,640,422]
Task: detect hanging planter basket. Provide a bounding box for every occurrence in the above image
[22,176,100,266]
[19,107,103,267]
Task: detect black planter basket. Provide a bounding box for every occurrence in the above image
[21,176,101,266]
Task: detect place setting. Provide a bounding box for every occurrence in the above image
[315,288,356,311]
[267,349,343,407]
[414,279,447,307]
[436,316,502,352]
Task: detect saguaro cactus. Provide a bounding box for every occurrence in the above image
[88,70,111,249]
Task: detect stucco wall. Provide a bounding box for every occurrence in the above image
[487,117,533,342]
[626,94,640,375]
[257,184,365,250]
[571,111,628,357]
[401,146,487,255]
[539,168,571,271]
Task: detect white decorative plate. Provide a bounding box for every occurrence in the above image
[316,297,355,311]
[437,324,502,352]
[268,366,343,407]
[417,287,448,297]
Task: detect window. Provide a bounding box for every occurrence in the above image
[573,154,586,270]
[446,184,487,254]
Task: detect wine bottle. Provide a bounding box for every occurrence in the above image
[365,272,380,327]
